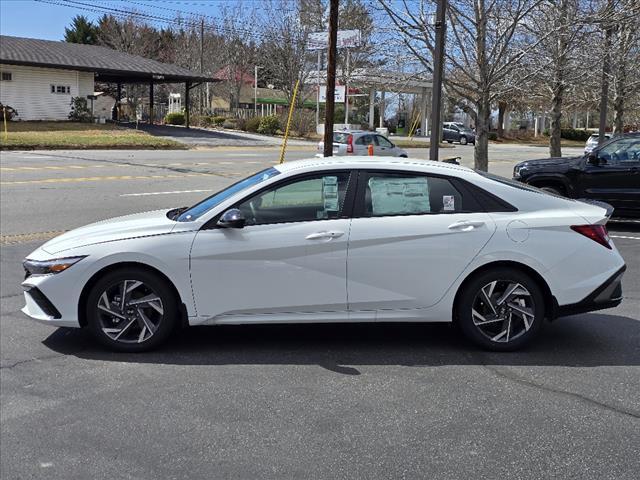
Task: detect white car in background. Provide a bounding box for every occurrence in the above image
[22,157,625,352]
[585,133,612,154]
[318,131,408,157]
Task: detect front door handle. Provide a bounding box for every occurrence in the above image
[305,231,344,240]
[448,220,485,231]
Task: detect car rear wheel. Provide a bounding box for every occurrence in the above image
[459,136,468,145]
[86,268,178,352]
[456,268,544,351]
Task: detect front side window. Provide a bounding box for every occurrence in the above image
[237,172,351,226]
[362,172,466,216]
[376,136,393,148]
[355,134,375,146]
[597,137,640,165]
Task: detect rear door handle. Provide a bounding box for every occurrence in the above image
[448,220,485,231]
[305,231,344,240]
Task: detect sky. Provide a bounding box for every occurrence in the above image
[0,0,239,40]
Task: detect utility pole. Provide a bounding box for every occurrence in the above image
[316,50,321,131]
[429,0,447,161]
[323,0,339,157]
[200,17,205,114]
[344,50,350,125]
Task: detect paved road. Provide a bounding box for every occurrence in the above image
[1,145,638,479]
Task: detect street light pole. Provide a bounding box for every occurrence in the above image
[429,0,447,161]
[254,65,261,115]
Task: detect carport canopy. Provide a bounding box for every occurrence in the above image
[0,35,217,127]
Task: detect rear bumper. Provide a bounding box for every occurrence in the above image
[553,265,626,318]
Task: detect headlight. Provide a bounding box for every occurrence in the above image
[23,256,86,276]
[513,164,527,179]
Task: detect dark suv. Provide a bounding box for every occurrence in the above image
[513,133,640,218]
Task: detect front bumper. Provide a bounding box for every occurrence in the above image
[554,265,626,318]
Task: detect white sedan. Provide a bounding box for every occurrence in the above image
[22,157,626,352]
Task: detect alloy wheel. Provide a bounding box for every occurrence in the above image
[471,280,535,343]
[96,279,164,344]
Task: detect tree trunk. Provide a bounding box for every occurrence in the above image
[549,0,568,158]
[497,101,506,138]
[612,25,631,136]
[474,97,491,171]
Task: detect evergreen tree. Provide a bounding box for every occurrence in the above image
[64,15,98,45]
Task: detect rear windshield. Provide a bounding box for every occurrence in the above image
[333,132,350,144]
[475,170,564,197]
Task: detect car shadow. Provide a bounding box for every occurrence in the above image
[43,312,640,373]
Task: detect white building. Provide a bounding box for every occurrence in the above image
[0,35,213,125]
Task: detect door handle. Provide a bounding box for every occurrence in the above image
[305,231,344,240]
[448,220,485,231]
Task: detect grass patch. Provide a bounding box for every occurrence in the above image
[0,122,185,150]
[392,139,454,149]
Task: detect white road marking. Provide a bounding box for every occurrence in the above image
[120,189,213,197]
[611,235,640,240]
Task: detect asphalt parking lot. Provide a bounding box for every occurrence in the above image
[1,145,639,479]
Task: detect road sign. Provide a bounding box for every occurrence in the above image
[308,30,361,50]
[319,85,346,103]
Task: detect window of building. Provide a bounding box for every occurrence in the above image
[1,72,12,81]
[50,85,71,94]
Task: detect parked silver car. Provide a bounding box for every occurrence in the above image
[318,130,408,157]
[584,133,612,154]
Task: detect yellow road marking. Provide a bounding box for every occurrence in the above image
[0,172,240,185]
[1,164,130,171]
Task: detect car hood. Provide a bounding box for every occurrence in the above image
[519,156,582,168]
[40,209,194,255]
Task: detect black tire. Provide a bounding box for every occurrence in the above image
[85,267,178,352]
[456,267,545,351]
[539,185,564,196]
[459,136,468,145]
[446,140,453,144]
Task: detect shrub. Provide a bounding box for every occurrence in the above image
[258,115,280,135]
[560,128,591,141]
[245,116,262,133]
[488,132,498,141]
[292,110,315,137]
[0,103,18,120]
[222,119,237,129]
[165,112,185,125]
[236,118,247,131]
[68,97,92,122]
[212,116,226,127]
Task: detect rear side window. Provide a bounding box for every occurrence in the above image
[360,172,472,216]
[333,132,350,144]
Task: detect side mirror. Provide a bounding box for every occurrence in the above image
[217,209,246,228]
[587,153,600,166]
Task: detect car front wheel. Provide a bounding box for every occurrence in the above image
[86,268,178,352]
[456,268,544,351]
[459,136,468,145]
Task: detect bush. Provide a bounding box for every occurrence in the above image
[222,119,237,129]
[258,115,280,135]
[488,132,498,141]
[560,128,591,141]
[165,112,185,125]
[292,110,315,137]
[236,118,247,131]
[68,97,92,122]
[212,116,226,127]
[0,103,18,120]
[245,116,262,133]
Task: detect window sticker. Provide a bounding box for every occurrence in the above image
[368,177,430,215]
[322,176,340,212]
[443,195,455,211]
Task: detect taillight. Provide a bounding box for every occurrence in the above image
[571,224,612,249]
[347,134,354,153]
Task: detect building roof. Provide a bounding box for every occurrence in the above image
[0,35,214,84]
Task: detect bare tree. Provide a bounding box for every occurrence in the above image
[380,0,548,170]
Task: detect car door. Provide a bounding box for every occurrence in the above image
[355,134,375,155]
[579,137,640,213]
[374,135,396,156]
[347,170,496,313]
[190,171,354,321]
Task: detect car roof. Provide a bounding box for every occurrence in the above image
[274,156,474,176]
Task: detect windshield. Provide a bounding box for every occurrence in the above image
[177,167,280,221]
